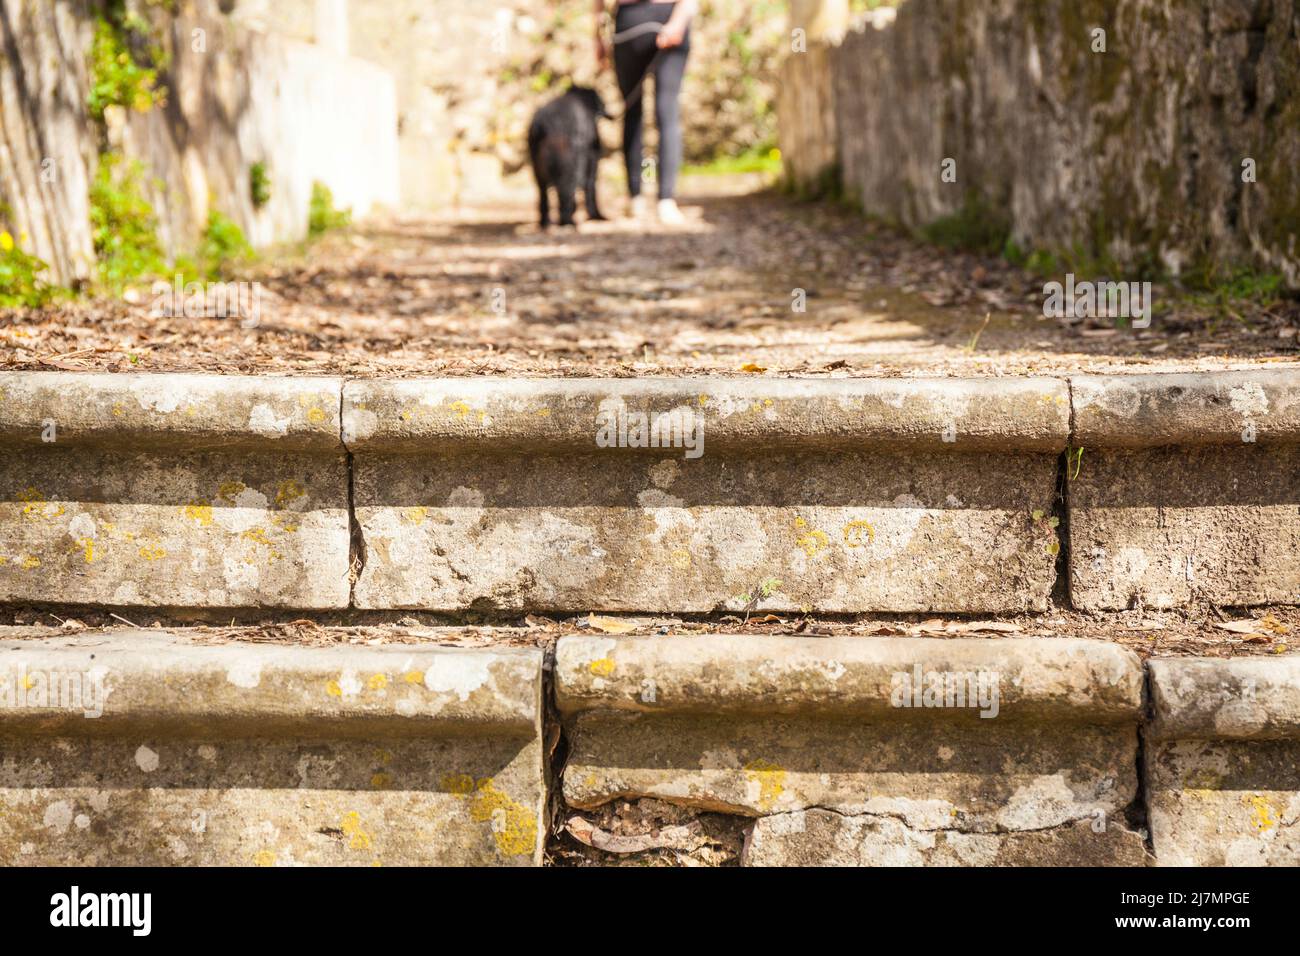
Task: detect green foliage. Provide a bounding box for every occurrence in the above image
[920,194,1011,256]
[0,229,58,308]
[89,152,166,290]
[1186,267,1286,304]
[196,210,254,279]
[308,182,352,238]
[86,17,166,122]
[683,145,782,178]
[249,162,272,209]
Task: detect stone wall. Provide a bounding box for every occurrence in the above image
[0,0,97,285]
[781,0,1300,287]
[123,0,399,258]
[0,0,399,284]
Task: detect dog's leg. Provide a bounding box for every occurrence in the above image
[537,183,551,229]
[584,149,606,221]
[557,169,578,228]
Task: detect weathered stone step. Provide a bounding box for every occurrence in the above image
[0,372,350,609]
[1070,370,1300,610]
[2,369,1297,614]
[0,630,545,865]
[1,626,1295,866]
[343,376,1069,613]
[555,634,1151,865]
[1145,657,1300,866]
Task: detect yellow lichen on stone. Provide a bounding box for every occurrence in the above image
[307,407,327,424]
[269,513,299,533]
[77,538,99,564]
[441,773,475,795]
[796,527,829,557]
[326,680,343,697]
[252,849,277,867]
[402,507,428,525]
[403,670,424,684]
[138,544,166,561]
[843,519,876,547]
[744,759,787,811]
[367,673,388,691]
[340,811,374,851]
[275,479,306,507]
[240,527,282,561]
[21,555,41,570]
[216,481,246,504]
[588,657,616,677]
[18,488,63,521]
[449,777,537,857]
[185,501,214,527]
[670,548,692,570]
[1245,793,1277,832]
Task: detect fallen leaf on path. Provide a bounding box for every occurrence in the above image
[586,614,638,635]
[1258,614,1291,635]
[1215,621,1266,636]
[566,816,710,854]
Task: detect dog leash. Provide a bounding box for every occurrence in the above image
[611,21,665,112]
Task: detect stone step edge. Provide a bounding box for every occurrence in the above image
[0,372,344,453]
[0,630,543,737]
[3,369,1297,453]
[555,634,1144,722]
[341,376,1070,452]
[1147,657,1300,741]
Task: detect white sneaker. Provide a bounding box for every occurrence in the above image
[625,195,648,220]
[657,198,685,225]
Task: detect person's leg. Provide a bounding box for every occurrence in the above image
[613,30,655,198]
[613,4,666,200]
[654,38,690,202]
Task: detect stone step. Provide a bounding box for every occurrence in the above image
[1,626,1295,866]
[0,630,545,865]
[0,372,350,609]
[1068,370,1300,610]
[1145,656,1300,866]
[343,376,1069,613]
[2,369,1297,614]
[555,634,1150,866]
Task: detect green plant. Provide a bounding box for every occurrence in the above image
[308,181,351,238]
[683,144,783,178]
[0,230,58,308]
[249,162,272,210]
[920,193,1011,256]
[86,17,166,122]
[196,210,254,279]
[89,152,167,290]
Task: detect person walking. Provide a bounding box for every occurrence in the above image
[595,0,698,225]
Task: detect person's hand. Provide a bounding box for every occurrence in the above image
[656,19,687,48]
[595,36,610,70]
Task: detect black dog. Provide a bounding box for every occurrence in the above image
[528,86,607,228]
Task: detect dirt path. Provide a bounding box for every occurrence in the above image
[3,174,1297,376]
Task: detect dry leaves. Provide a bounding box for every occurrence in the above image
[565,816,713,855]
[584,614,638,635]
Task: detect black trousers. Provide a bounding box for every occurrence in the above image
[613,2,690,200]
